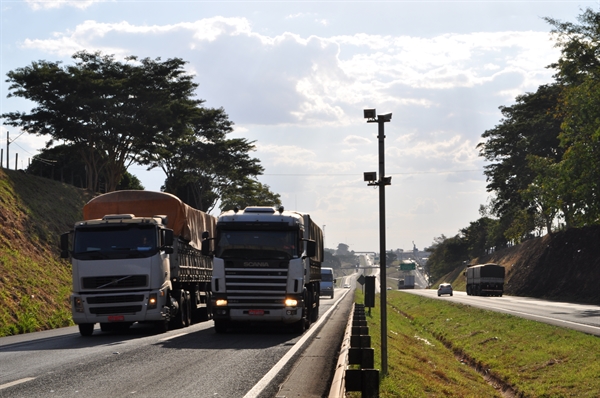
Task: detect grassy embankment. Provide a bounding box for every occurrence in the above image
[348,289,600,398]
[0,168,90,336]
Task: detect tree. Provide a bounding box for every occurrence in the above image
[154,134,266,213]
[219,178,281,212]
[478,84,564,234]
[425,234,469,282]
[26,144,144,191]
[545,8,600,85]
[3,51,201,193]
[545,9,600,226]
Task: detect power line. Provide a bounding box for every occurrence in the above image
[262,169,482,176]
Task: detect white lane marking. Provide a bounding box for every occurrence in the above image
[243,289,350,398]
[0,377,36,391]
[157,332,189,342]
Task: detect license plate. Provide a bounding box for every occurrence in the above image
[249,309,264,316]
[108,315,125,322]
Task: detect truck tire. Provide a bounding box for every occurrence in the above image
[169,290,187,329]
[184,291,192,327]
[78,323,94,337]
[214,320,228,333]
[154,320,169,334]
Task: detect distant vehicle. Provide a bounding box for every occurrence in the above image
[398,274,415,289]
[387,286,392,290]
[437,283,453,296]
[343,283,351,289]
[320,267,335,298]
[465,263,505,297]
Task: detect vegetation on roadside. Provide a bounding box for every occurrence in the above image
[349,290,600,397]
[0,168,90,336]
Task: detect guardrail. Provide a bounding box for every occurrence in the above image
[329,303,379,398]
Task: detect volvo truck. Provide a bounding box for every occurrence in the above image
[60,190,216,336]
[202,206,323,333]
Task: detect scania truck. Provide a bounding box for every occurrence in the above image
[60,190,216,336]
[201,206,324,333]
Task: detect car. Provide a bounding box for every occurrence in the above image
[343,283,351,289]
[387,286,392,290]
[437,283,453,296]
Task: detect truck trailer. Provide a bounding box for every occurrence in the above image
[60,190,216,336]
[465,263,505,296]
[201,206,324,333]
[398,274,415,289]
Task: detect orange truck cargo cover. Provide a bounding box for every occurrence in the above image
[82,190,216,249]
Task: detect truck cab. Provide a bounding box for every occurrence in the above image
[320,267,335,298]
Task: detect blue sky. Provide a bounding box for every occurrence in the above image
[0,1,594,253]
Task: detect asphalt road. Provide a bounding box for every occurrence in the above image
[403,289,600,336]
[0,290,353,398]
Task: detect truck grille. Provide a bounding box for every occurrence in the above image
[82,275,148,289]
[89,305,142,315]
[224,262,288,308]
[87,295,145,304]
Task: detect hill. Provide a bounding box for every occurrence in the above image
[439,226,600,305]
[0,168,91,336]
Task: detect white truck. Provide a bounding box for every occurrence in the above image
[201,206,323,333]
[398,274,415,289]
[60,190,216,336]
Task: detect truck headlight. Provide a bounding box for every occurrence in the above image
[215,299,228,306]
[73,296,84,313]
[284,298,298,307]
[148,293,158,309]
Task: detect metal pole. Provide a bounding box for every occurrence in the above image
[378,118,388,376]
[6,131,9,170]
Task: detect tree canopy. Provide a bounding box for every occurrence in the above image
[2,50,280,211]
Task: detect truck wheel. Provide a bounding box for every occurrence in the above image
[293,318,307,334]
[79,323,94,337]
[169,290,186,329]
[214,320,228,334]
[154,320,169,334]
[184,291,192,327]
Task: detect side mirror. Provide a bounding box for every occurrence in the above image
[162,229,174,253]
[305,240,316,258]
[60,232,71,259]
[201,239,211,256]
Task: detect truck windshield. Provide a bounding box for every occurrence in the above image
[73,224,157,260]
[215,230,299,259]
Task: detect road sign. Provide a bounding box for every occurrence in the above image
[357,275,365,285]
[400,262,416,270]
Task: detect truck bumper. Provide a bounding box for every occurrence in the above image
[71,291,168,325]
[213,307,302,324]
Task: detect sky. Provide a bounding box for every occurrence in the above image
[0,0,595,253]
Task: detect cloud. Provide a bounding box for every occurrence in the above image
[18,18,559,131]
[410,198,440,215]
[25,0,101,10]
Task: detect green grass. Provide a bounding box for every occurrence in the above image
[0,168,88,336]
[349,290,600,397]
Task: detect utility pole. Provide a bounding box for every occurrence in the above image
[363,108,392,376]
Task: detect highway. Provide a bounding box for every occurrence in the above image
[403,289,600,336]
[0,289,353,398]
